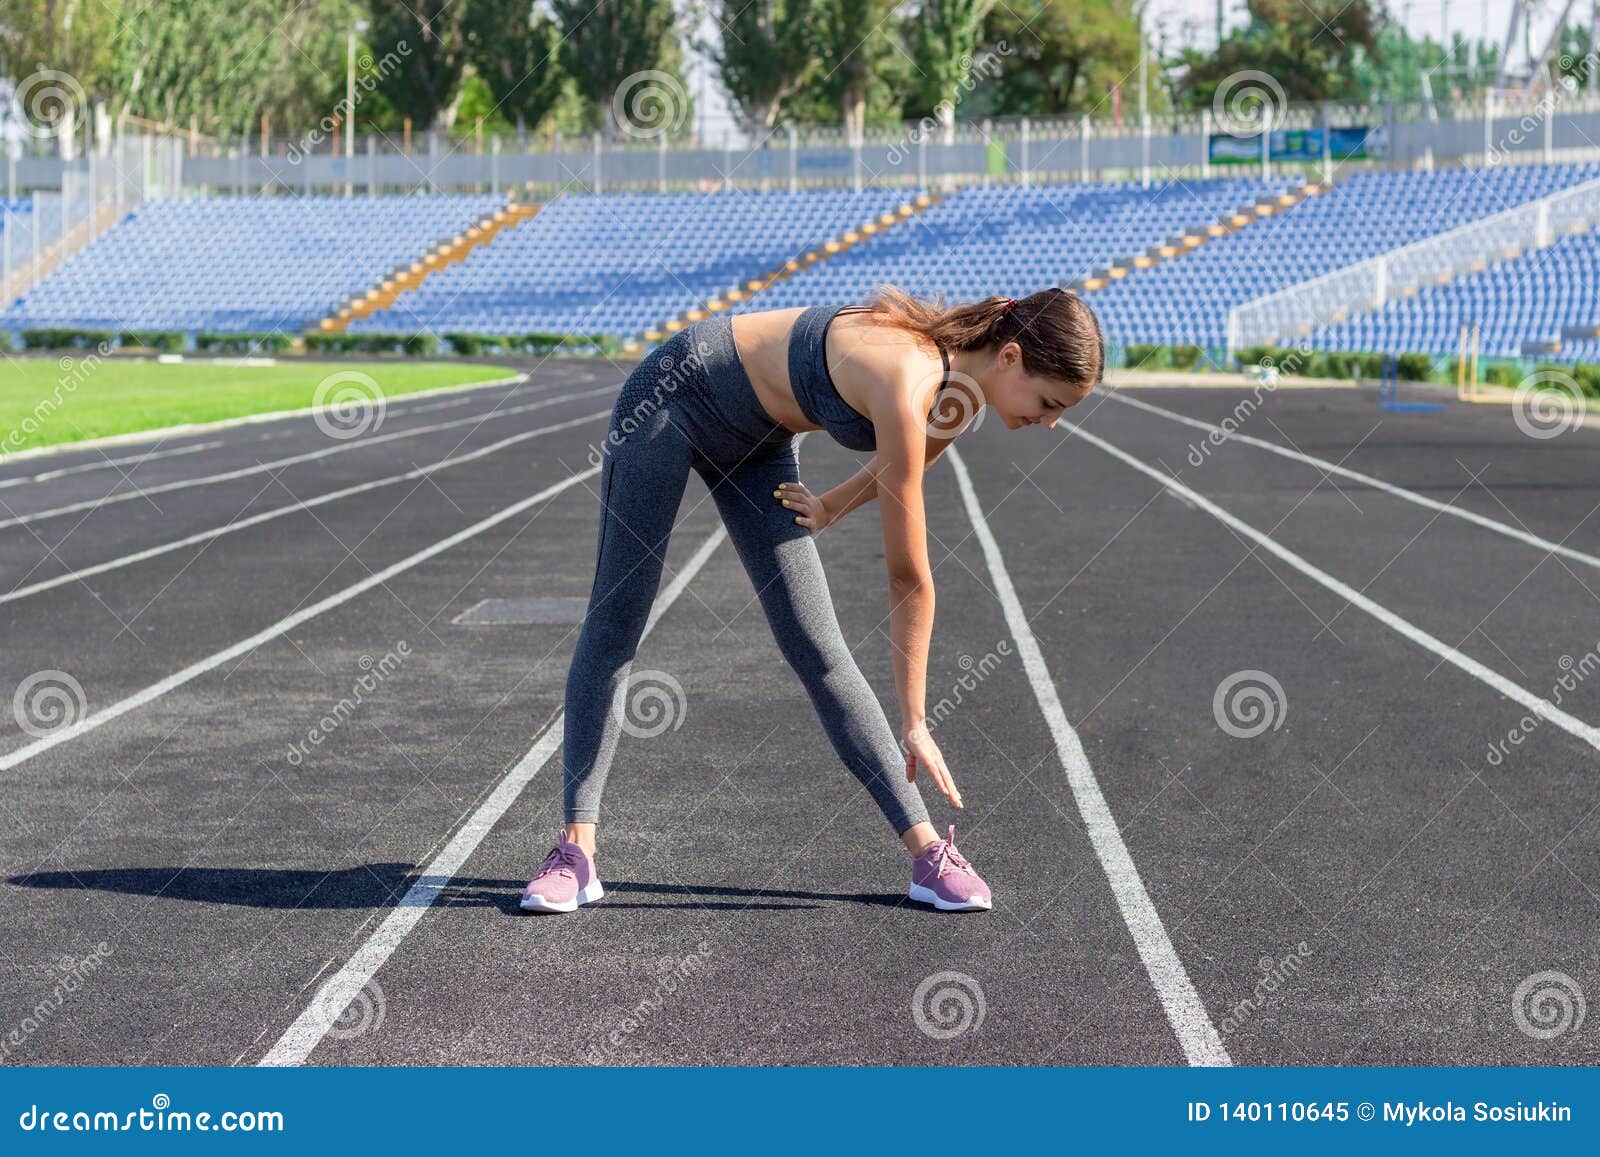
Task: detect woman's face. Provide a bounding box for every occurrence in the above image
[982,340,1093,430]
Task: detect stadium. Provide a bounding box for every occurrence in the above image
[0,0,1597,1134]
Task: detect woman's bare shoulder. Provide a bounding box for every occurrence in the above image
[833,310,944,412]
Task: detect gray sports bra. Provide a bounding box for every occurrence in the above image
[786,305,950,452]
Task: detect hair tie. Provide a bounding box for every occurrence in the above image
[1002,298,1017,314]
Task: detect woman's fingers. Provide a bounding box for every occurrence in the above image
[775,483,823,533]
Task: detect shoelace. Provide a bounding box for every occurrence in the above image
[538,836,584,879]
[929,825,973,878]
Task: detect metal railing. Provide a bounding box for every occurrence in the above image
[1226,171,1600,354]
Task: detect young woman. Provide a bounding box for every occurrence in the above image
[521,285,1105,914]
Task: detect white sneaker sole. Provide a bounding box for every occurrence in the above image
[909,882,992,911]
[520,879,605,913]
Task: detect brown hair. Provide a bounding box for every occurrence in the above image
[861,284,1105,390]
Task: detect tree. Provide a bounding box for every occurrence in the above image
[1,0,127,144]
[804,0,905,136]
[1173,0,1379,111]
[366,0,472,131]
[550,0,684,138]
[980,0,1144,118]
[698,0,818,136]
[908,0,995,141]
[464,0,566,136]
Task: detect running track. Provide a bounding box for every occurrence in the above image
[1,362,1596,1066]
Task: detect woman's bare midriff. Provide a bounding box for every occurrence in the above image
[730,307,943,437]
[728,308,822,435]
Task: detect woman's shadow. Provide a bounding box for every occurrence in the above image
[9,866,907,915]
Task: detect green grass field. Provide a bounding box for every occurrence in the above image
[0,358,517,454]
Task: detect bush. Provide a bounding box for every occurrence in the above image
[302,331,439,357]
[1123,343,1169,369]
[118,330,185,353]
[195,331,295,355]
[0,330,10,352]
[1169,344,1204,370]
[443,332,504,356]
[20,328,116,350]
[1570,362,1600,397]
[1396,352,1432,381]
[1358,352,1385,380]
[1484,362,1521,387]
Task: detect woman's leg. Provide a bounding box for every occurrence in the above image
[561,410,696,848]
[700,443,933,841]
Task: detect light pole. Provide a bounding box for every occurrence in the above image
[345,19,369,196]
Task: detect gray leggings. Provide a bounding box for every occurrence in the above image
[562,314,931,836]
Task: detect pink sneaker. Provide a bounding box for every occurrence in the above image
[520,830,605,913]
[910,825,992,911]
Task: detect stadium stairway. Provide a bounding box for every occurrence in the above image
[318,199,543,334]
[626,191,944,353]
[1071,179,1327,296]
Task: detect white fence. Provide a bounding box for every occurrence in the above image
[1225,172,1600,354]
[0,138,164,307]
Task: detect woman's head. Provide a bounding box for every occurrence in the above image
[863,284,1105,431]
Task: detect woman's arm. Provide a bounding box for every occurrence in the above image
[873,390,962,807]
[818,430,958,524]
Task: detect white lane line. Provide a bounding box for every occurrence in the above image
[0,384,614,531]
[259,526,727,1067]
[1108,390,1600,573]
[1,409,609,606]
[0,441,228,490]
[946,446,1232,1068]
[1064,420,1600,752]
[0,372,532,466]
[0,464,601,774]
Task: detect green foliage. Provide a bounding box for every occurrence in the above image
[551,0,683,136]
[1395,353,1432,381]
[117,331,185,352]
[113,0,353,137]
[1483,362,1521,387]
[981,0,1146,117]
[195,332,297,354]
[698,0,819,134]
[1122,343,1169,369]
[1174,0,1379,111]
[304,332,440,356]
[1169,344,1203,370]
[368,0,472,131]
[20,329,117,350]
[464,0,566,134]
[789,0,908,132]
[444,332,618,355]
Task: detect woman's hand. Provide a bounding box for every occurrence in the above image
[903,722,963,809]
[774,481,832,534]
